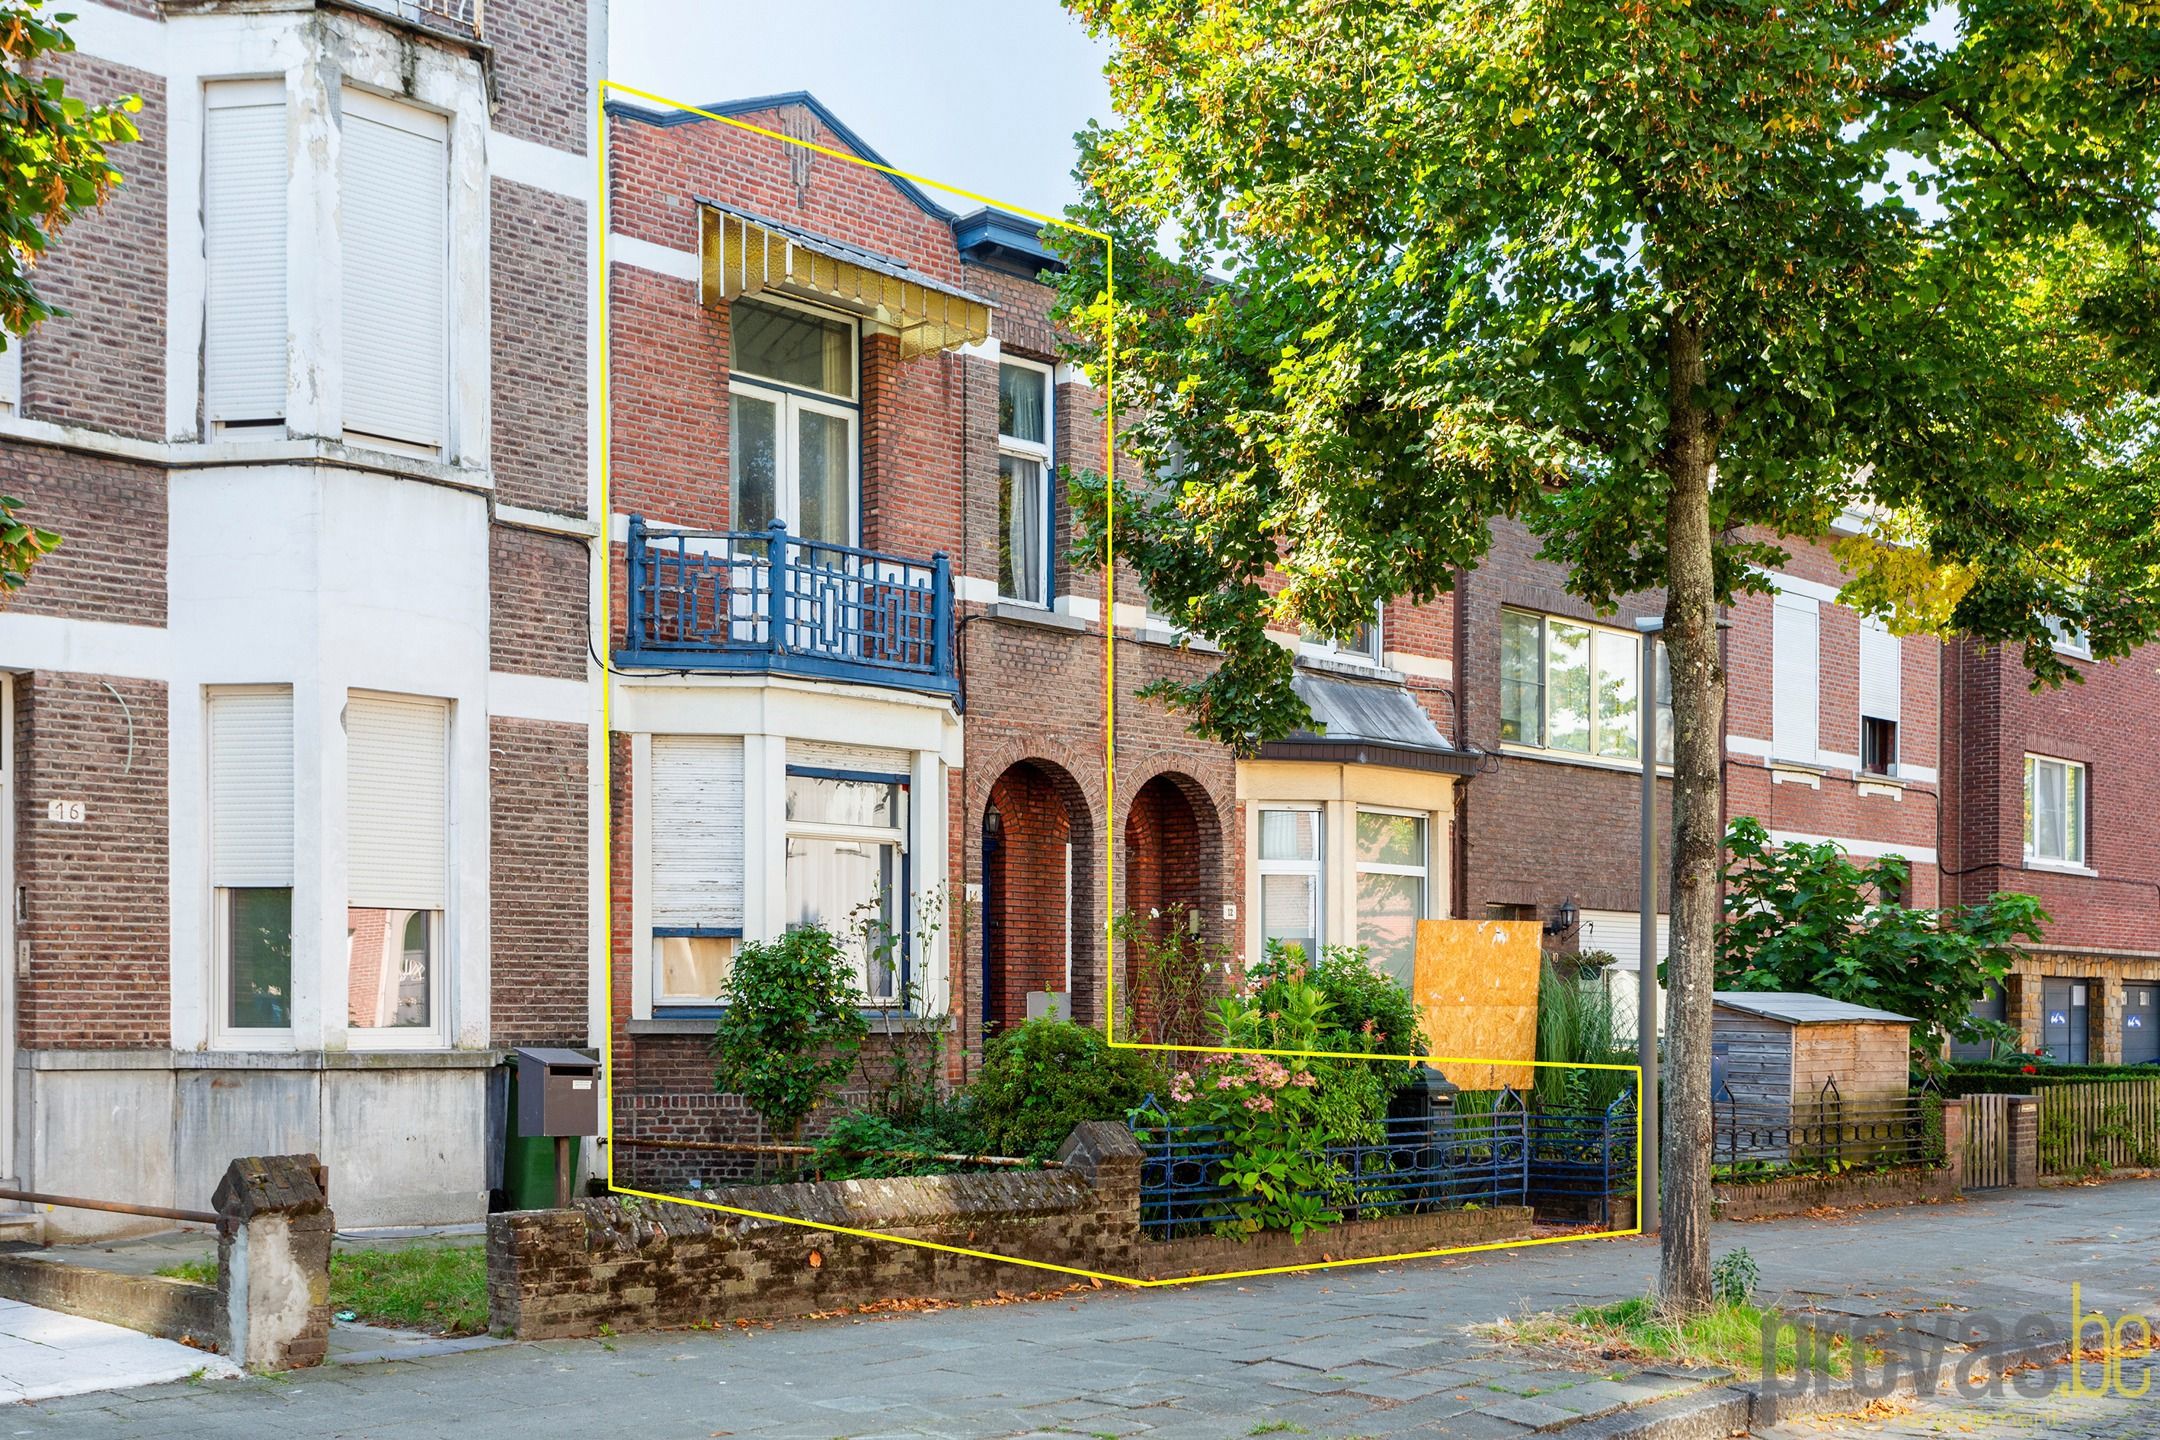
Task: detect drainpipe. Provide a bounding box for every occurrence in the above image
[1452,568,1471,919]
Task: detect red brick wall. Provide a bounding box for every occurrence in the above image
[490,717,591,1047]
[484,0,589,154]
[13,674,169,1047]
[22,56,167,440]
[1944,639,2160,954]
[489,525,590,680]
[0,448,167,626]
[491,179,589,516]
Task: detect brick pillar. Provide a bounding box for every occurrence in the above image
[2008,970,2042,1053]
[1055,1120,1142,1275]
[2096,977,2124,1065]
[212,1154,334,1371]
[2005,1096,2041,1188]
[1939,1097,1966,1186]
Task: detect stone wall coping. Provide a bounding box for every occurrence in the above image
[22,1048,503,1073]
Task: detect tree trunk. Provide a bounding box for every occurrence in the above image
[1658,318,1724,1318]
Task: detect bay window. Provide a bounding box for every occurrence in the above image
[209,688,295,1034]
[650,735,746,1006]
[784,759,909,1003]
[345,693,449,1041]
[997,359,1053,605]
[1354,810,1427,989]
[1257,807,1323,960]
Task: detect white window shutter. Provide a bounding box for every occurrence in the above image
[1859,617,1900,723]
[347,694,449,910]
[652,736,746,929]
[341,93,446,448]
[209,691,294,888]
[204,90,287,424]
[1772,592,1820,763]
[1577,908,1670,969]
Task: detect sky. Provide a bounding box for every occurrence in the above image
[607,1,1113,221]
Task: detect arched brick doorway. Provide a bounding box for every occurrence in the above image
[1122,772,1224,1046]
[981,759,1096,1036]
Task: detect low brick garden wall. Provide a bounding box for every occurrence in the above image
[488,1122,1535,1337]
[1711,1164,1957,1222]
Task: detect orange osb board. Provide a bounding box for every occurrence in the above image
[1411,918,1542,1091]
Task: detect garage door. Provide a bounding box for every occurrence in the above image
[2042,978,2091,1064]
[2126,984,2158,1065]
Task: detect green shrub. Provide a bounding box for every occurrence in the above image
[710,926,868,1141]
[1941,1061,2160,1097]
[808,1099,992,1180]
[969,1019,1166,1159]
[1534,960,1636,1112]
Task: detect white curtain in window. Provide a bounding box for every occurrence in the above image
[341,92,447,447]
[204,87,288,424]
[346,694,448,910]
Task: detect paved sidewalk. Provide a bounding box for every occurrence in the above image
[4,1182,2155,1439]
[0,1298,237,1406]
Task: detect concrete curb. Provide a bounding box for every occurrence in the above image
[1545,1331,2093,1438]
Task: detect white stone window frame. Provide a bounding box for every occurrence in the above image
[2023,752,2088,869]
[206,685,299,1053]
[342,690,454,1054]
[996,355,1055,608]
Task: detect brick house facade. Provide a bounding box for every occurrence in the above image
[600,94,1477,1189]
[1942,636,2160,1064]
[0,0,601,1237]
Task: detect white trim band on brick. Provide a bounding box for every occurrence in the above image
[1385,651,1455,683]
[606,233,700,283]
[1757,567,1843,605]
[1765,829,1938,865]
[488,671,593,727]
[489,132,589,201]
[0,613,168,682]
[1727,734,1774,758]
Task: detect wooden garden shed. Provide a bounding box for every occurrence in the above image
[1711,993,1914,1109]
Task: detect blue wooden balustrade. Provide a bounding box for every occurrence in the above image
[620,516,956,696]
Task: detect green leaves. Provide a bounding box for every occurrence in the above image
[1715,818,2050,1070]
[1052,0,2160,747]
[708,927,869,1143]
[0,494,61,597]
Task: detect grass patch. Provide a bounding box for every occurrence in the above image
[1484,1296,1852,1381]
[158,1243,488,1336]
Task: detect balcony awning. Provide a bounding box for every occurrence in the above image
[1258,673,1481,776]
[698,199,994,360]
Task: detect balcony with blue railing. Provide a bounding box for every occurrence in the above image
[620,516,956,698]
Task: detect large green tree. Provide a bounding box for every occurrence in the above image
[0,2,140,597]
[1051,0,2159,1313]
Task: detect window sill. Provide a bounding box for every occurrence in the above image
[985,601,1086,633]
[1295,653,1403,684]
[1498,743,1669,777]
[631,1012,951,1037]
[1125,625,1219,653]
[2023,859,2099,878]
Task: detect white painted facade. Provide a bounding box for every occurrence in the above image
[0,1,606,1238]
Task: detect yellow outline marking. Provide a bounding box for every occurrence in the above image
[592,81,1642,1288]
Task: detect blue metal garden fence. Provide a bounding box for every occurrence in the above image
[1129,1088,1635,1238]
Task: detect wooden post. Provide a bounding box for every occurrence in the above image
[554,1137,573,1209]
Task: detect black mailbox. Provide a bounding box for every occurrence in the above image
[515,1047,601,1138]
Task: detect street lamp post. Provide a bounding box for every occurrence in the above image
[1634,616,1663,1234]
